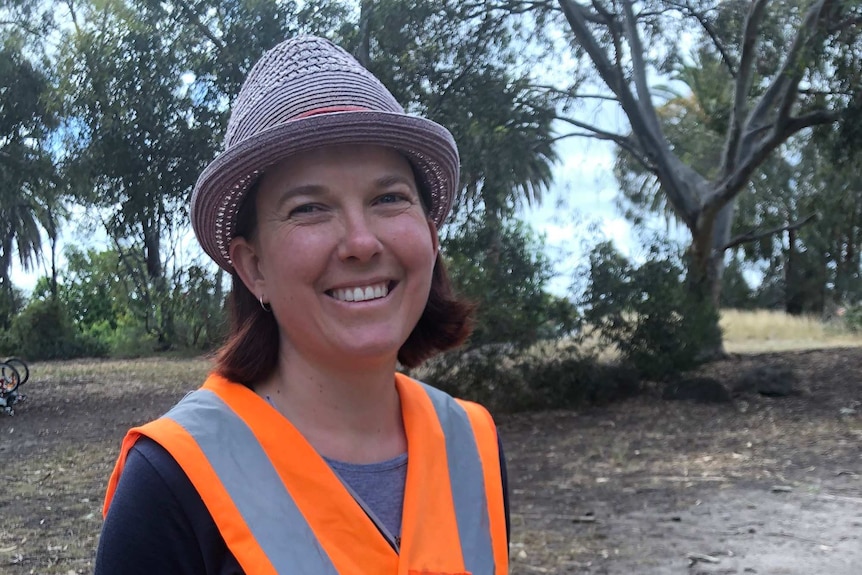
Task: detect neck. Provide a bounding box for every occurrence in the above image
[256,347,406,464]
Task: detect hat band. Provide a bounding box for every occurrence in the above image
[294,105,371,120]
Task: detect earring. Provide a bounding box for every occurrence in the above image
[259,294,272,312]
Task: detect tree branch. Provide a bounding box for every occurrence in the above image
[722,0,770,174]
[527,84,618,101]
[780,109,841,136]
[173,0,225,53]
[744,0,830,146]
[620,1,669,157]
[558,0,626,99]
[719,213,817,253]
[552,124,655,171]
[558,0,701,225]
[556,116,631,145]
[709,109,838,218]
[680,0,737,77]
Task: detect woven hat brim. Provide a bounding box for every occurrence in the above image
[191,111,459,272]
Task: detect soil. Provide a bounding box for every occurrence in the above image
[0,349,860,574]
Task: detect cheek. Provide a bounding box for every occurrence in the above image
[260,228,333,276]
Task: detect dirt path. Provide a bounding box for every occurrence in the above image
[503,348,862,574]
[0,350,860,574]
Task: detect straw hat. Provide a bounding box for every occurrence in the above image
[191,35,460,272]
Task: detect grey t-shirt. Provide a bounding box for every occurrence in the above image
[325,453,408,541]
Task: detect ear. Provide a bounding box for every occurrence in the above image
[427,219,440,255]
[229,236,266,297]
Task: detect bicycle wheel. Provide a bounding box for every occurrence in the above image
[4,357,28,385]
[0,362,20,396]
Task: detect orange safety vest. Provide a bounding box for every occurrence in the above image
[103,373,508,575]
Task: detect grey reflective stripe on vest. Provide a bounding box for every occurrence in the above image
[420,383,496,575]
[163,390,339,575]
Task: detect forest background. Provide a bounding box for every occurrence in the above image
[2,0,862,406]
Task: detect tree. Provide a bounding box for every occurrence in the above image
[614,30,862,317]
[0,34,57,327]
[484,0,862,354]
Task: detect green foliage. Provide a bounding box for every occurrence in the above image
[29,247,227,357]
[444,215,578,349]
[0,298,106,361]
[97,313,158,358]
[169,265,227,350]
[0,285,26,331]
[0,34,58,316]
[582,240,720,380]
[843,304,862,334]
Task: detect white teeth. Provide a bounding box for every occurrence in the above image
[331,283,389,303]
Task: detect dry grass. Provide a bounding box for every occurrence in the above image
[720,309,862,353]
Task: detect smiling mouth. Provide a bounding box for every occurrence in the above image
[328,282,392,303]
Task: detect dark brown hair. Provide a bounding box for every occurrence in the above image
[214,178,474,387]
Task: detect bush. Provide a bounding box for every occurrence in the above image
[444,215,579,350]
[103,314,159,358]
[844,303,862,333]
[581,240,720,380]
[2,298,107,360]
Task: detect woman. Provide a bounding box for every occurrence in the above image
[96,36,509,574]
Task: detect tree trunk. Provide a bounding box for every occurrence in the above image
[143,215,174,348]
[785,228,800,314]
[355,0,374,68]
[687,204,730,360]
[47,206,58,300]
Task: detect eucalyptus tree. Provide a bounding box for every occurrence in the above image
[613,9,861,316]
[479,0,862,354]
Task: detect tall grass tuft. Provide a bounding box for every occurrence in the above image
[721,309,862,353]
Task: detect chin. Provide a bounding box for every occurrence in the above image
[330,337,405,365]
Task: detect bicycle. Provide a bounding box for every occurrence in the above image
[0,361,21,415]
[4,357,29,386]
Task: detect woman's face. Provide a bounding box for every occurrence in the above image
[230,144,438,368]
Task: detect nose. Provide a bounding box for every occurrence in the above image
[336,210,383,262]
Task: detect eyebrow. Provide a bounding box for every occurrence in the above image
[375,174,418,191]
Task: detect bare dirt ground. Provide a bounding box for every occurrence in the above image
[0,349,860,574]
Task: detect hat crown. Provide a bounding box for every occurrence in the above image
[226,36,404,148]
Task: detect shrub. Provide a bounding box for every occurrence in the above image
[844,303,862,333]
[444,215,579,350]
[4,298,106,360]
[112,317,159,357]
[581,240,720,380]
